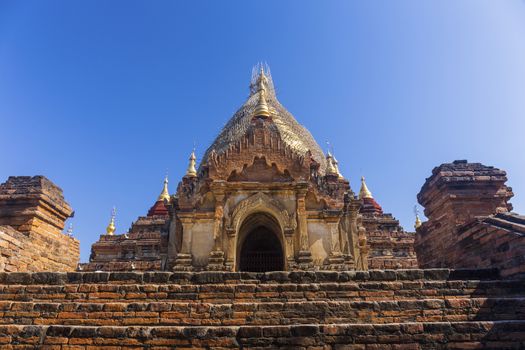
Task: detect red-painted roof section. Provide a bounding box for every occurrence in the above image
[147,200,168,217]
[360,197,383,215]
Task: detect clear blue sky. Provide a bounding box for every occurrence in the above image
[2,1,524,262]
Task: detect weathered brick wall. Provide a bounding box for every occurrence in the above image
[415,161,525,278]
[0,176,79,272]
[1,321,524,349]
[79,259,161,272]
[84,214,168,271]
[452,215,525,278]
[0,225,79,272]
[0,270,523,348]
[362,214,418,270]
[366,230,418,269]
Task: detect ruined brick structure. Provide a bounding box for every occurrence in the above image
[82,189,170,272]
[0,176,79,272]
[415,160,525,278]
[358,177,418,269]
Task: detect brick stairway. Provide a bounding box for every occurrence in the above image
[0,269,523,349]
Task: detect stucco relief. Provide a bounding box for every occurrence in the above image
[226,192,296,235]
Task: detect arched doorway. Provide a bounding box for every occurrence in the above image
[237,212,285,272]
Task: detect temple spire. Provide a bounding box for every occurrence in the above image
[157,175,170,202]
[415,214,422,230]
[186,150,197,177]
[106,207,116,235]
[332,155,343,179]
[325,152,338,176]
[414,205,422,229]
[359,176,373,199]
[253,67,271,118]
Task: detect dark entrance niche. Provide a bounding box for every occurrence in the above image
[239,226,284,272]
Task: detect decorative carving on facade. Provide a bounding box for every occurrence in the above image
[227,192,294,235]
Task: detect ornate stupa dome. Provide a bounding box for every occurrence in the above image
[201,65,327,174]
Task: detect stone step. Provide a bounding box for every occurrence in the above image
[0,269,502,286]
[0,274,522,304]
[0,321,524,349]
[0,298,523,327]
[0,279,521,303]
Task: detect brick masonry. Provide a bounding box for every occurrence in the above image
[0,176,79,272]
[415,160,525,278]
[362,214,418,270]
[82,215,168,272]
[0,270,522,348]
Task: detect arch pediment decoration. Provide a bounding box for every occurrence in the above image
[226,192,296,235]
[227,156,293,182]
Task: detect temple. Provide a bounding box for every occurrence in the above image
[1,66,524,349]
[79,66,419,273]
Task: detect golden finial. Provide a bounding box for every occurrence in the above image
[414,205,422,230]
[186,150,197,177]
[325,141,341,178]
[359,176,373,199]
[106,207,116,235]
[332,155,343,179]
[415,215,422,229]
[325,152,338,175]
[253,67,271,118]
[157,175,170,202]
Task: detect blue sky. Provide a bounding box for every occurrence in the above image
[1,1,524,262]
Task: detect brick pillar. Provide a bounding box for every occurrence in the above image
[415,160,513,268]
[0,176,79,272]
[0,176,73,235]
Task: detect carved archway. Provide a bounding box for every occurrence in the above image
[226,192,296,270]
[227,192,295,234]
[237,212,284,272]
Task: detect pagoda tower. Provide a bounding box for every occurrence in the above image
[169,66,363,271]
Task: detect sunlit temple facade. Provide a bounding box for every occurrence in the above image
[82,66,417,272]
